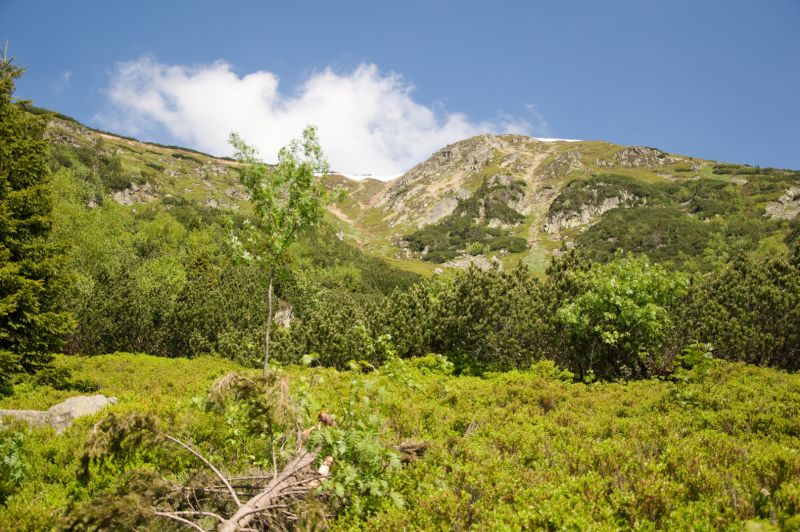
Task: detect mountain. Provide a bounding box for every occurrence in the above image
[328,133,800,272]
[40,110,800,274]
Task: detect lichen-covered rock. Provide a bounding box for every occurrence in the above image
[444,254,498,271]
[421,197,459,226]
[538,150,583,179]
[0,409,45,425]
[544,192,636,233]
[607,146,677,168]
[0,395,117,433]
[765,187,800,220]
[112,183,158,205]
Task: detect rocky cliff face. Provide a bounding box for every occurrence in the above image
[601,146,677,168]
[766,186,800,220]
[344,133,750,269]
[375,135,561,227]
[367,135,702,245]
[544,191,638,233]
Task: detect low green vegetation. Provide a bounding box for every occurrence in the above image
[546,172,798,268]
[2,353,799,529]
[45,165,416,366]
[272,247,800,379]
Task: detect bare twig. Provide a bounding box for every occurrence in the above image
[166,510,225,523]
[159,432,242,508]
[218,449,331,532]
[152,511,207,532]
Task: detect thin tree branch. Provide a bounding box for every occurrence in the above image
[223,502,290,522]
[152,511,207,532]
[159,431,242,508]
[167,510,225,523]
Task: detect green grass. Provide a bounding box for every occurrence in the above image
[2,354,799,529]
[0,353,241,412]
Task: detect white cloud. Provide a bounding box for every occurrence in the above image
[97,58,534,176]
[53,70,71,93]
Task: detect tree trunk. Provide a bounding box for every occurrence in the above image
[264,268,275,378]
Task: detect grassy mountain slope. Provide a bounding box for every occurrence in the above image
[334,135,800,272]
[41,111,800,276]
[3,108,797,531]
[42,111,420,290]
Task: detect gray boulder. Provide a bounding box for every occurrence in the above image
[0,394,117,433]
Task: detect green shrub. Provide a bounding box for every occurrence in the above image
[170,152,204,164]
[403,177,528,262]
[556,253,688,379]
[3,353,800,530]
[404,353,455,375]
[547,174,663,217]
[31,367,99,393]
[679,249,800,370]
[0,428,27,504]
[576,206,715,264]
[377,265,549,373]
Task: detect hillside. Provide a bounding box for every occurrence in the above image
[332,135,800,272]
[3,97,800,531]
[41,111,800,276]
[2,353,799,530]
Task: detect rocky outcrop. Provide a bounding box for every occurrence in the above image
[538,150,583,180]
[601,146,677,168]
[544,191,636,233]
[376,135,556,228]
[112,182,158,205]
[0,395,117,433]
[765,187,800,220]
[377,136,501,217]
[422,197,459,226]
[444,254,501,271]
[225,187,249,201]
[44,119,96,148]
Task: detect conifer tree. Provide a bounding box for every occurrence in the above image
[0,51,74,395]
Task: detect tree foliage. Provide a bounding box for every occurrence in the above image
[229,126,339,373]
[680,247,800,370]
[0,55,73,395]
[556,253,688,380]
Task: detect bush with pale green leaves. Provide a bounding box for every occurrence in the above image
[556,253,688,380]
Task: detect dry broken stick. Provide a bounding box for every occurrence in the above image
[154,419,335,531]
[217,449,333,532]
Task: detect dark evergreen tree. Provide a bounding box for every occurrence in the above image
[679,248,800,371]
[0,54,74,395]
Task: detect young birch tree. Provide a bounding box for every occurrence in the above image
[229,126,336,376]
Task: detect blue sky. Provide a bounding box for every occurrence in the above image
[2,0,799,173]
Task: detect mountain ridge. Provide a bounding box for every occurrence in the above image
[39,109,800,274]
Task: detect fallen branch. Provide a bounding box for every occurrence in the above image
[152,511,207,532]
[154,430,333,531]
[219,449,332,532]
[159,431,242,508]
